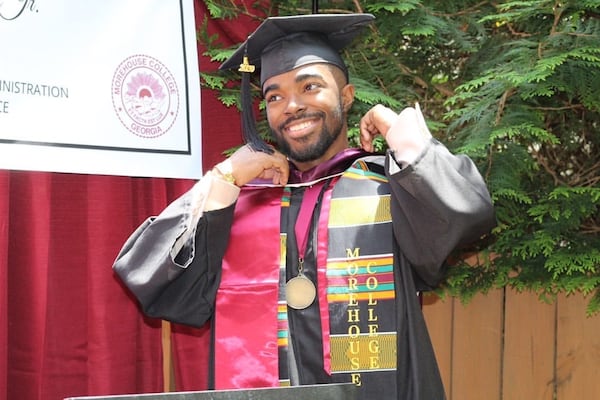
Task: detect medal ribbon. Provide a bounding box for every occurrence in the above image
[294,182,326,269]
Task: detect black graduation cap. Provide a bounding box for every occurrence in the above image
[219,13,375,153]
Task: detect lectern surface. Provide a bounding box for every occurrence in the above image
[65,383,357,400]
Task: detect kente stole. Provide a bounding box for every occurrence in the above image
[214,158,397,394]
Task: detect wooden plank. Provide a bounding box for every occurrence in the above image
[422,293,453,399]
[556,293,600,399]
[161,320,175,392]
[502,289,555,399]
[451,290,504,400]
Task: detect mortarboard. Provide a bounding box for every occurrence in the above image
[219,13,375,153]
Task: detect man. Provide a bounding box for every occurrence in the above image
[113,13,496,400]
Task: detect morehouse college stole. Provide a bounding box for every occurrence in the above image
[324,159,398,397]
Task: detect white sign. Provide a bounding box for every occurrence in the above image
[0,0,202,179]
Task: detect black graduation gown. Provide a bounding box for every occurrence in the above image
[113,141,496,399]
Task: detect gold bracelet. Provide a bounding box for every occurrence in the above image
[212,164,236,185]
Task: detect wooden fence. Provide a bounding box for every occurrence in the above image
[161,289,600,398]
[422,289,600,399]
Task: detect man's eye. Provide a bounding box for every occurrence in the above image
[305,83,321,91]
[266,94,281,103]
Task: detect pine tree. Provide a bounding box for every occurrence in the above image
[199,0,600,313]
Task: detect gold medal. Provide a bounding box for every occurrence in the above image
[286,273,316,309]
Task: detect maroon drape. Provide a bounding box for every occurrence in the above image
[0,2,260,399]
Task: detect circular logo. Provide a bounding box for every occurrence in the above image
[111,55,179,138]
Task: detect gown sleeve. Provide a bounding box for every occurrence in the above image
[386,139,496,289]
[113,188,236,327]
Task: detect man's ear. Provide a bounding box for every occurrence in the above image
[341,83,355,112]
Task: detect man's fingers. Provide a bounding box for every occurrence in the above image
[359,115,377,152]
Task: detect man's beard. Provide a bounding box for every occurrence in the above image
[272,103,345,163]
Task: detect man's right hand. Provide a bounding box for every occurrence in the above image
[213,144,290,187]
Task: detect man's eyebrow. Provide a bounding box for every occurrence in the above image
[263,72,326,97]
[263,83,280,97]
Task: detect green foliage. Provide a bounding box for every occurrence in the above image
[198,0,600,314]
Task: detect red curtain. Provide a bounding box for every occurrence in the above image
[0,2,260,399]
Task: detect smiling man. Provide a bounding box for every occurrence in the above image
[113,13,496,400]
[263,63,351,167]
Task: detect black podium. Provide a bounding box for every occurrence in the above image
[65,383,357,400]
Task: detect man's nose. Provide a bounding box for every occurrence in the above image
[284,94,306,114]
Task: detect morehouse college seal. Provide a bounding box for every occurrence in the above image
[112,55,179,138]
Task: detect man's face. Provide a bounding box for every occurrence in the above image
[262,63,354,168]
